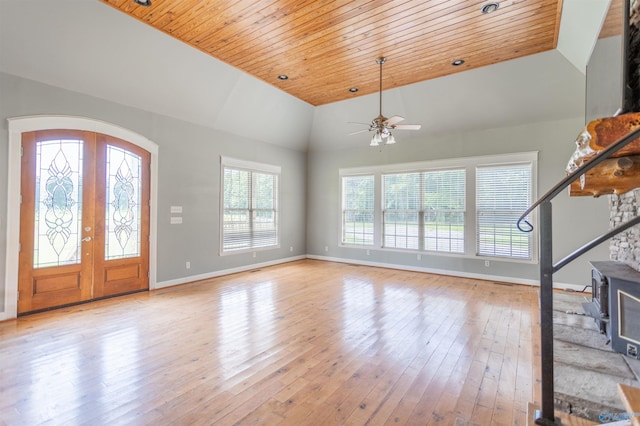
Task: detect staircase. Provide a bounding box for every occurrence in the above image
[519,123,640,425]
[618,384,640,426]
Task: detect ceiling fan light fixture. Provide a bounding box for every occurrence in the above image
[481,2,500,14]
[371,132,382,146]
[349,56,421,147]
[134,0,152,6]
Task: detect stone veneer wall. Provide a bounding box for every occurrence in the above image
[609,3,640,267]
[610,190,640,270]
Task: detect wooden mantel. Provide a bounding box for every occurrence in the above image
[570,155,640,197]
[568,113,640,197]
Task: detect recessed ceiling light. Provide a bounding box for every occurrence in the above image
[134,0,152,6]
[452,59,465,66]
[277,75,289,80]
[481,2,500,14]
[349,87,359,93]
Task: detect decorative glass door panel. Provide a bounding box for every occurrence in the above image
[93,134,149,299]
[34,139,84,268]
[105,145,142,260]
[18,130,150,314]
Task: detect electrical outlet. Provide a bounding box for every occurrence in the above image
[186,261,191,269]
[324,246,329,252]
[366,249,370,255]
[417,254,422,261]
[485,260,490,267]
[290,246,293,252]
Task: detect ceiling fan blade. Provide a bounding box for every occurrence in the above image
[394,124,422,130]
[387,116,405,126]
[348,121,372,126]
[349,129,370,135]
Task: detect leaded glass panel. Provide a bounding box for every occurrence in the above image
[105,145,142,260]
[34,139,83,268]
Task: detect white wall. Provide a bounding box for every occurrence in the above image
[306,118,611,288]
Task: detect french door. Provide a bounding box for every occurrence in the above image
[18,130,150,314]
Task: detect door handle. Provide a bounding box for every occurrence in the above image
[81,236,92,242]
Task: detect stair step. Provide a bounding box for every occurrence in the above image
[618,384,640,426]
[527,402,598,425]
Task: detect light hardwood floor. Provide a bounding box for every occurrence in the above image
[0,259,540,425]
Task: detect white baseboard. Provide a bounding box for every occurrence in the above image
[306,254,591,292]
[154,255,307,289]
[0,253,588,321]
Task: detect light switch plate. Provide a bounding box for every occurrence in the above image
[170,206,183,214]
[170,216,183,224]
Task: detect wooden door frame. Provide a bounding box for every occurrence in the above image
[3,116,159,320]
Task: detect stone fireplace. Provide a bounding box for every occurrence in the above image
[610,189,640,268]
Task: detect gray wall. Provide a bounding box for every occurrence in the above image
[307,118,611,287]
[0,72,308,310]
[0,71,613,315]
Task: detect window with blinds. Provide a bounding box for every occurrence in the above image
[476,163,532,259]
[341,175,374,246]
[383,173,421,249]
[221,158,279,254]
[339,152,536,261]
[381,169,465,252]
[423,169,465,253]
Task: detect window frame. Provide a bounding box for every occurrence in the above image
[339,152,538,263]
[341,174,376,246]
[381,171,423,250]
[380,169,466,253]
[476,161,533,260]
[220,156,281,255]
[421,168,466,254]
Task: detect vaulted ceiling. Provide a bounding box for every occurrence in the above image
[0,0,611,151]
[101,0,563,106]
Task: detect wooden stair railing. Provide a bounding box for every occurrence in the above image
[517,124,640,425]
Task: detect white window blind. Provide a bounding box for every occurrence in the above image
[339,152,536,261]
[423,169,465,253]
[342,175,374,246]
[476,163,532,259]
[222,159,279,253]
[383,172,421,249]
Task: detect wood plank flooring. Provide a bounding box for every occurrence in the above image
[0,259,540,425]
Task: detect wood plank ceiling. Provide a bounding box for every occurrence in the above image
[101,0,564,106]
[600,0,624,39]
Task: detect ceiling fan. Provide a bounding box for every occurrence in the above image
[350,57,422,146]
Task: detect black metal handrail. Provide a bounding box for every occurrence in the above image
[554,215,640,272]
[516,125,640,425]
[518,126,640,232]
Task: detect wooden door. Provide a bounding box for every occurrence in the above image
[93,133,150,298]
[18,130,150,314]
